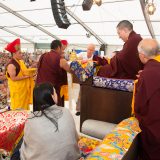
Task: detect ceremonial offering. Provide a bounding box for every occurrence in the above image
[70,61,96,82]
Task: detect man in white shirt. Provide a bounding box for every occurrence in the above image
[76,43,96,116]
[77,43,95,61]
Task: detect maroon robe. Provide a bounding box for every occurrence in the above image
[134,60,160,160]
[97,31,143,79]
[93,55,108,66]
[36,50,67,106]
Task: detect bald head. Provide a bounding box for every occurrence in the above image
[87,43,95,50]
[138,38,160,57]
[87,43,95,59]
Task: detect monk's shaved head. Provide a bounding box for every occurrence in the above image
[138,38,160,57]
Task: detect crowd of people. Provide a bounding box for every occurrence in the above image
[0,52,9,107]
[1,20,160,160]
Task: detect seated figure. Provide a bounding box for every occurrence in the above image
[12,82,80,160]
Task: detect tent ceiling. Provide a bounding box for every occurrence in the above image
[0,0,159,47]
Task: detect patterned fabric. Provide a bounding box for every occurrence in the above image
[78,136,101,157]
[86,117,141,160]
[70,61,96,82]
[93,76,134,92]
[0,110,29,156]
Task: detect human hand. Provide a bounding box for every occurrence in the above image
[81,59,88,64]
[136,70,143,78]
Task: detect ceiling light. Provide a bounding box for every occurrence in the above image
[94,0,102,6]
[146,0,156,15]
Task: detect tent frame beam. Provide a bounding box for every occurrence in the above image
[0,27,34,44]
[0,2,60,43]
[139,0,155,38]
[66,7,106,45]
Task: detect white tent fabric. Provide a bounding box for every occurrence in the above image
[0,0,159,49]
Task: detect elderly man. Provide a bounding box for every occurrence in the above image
[74,43,96,116]
[134,38,160,159]
[5,38,34,110]
[77,43,96,60]
[97,20,143,79]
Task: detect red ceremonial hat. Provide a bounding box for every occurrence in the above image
[5,38,21,53]
[61,40,68,46]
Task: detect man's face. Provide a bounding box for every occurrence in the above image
[62,44,67,52]
[61,44,68,58]
[138,53,146,64]
[117,28,128,42]
[59,46,65,57]
[14,50,23,60]
[87,46,95,58]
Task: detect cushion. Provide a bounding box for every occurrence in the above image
[93,76,134,92]
[86,117,141,160]
[81,119,116,140]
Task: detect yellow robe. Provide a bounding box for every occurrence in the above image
[6,60,34,110]
[154,54,160,62]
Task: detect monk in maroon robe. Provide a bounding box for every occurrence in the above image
[36,40,70,106]
[134,38,160,160]
[97,20,143,79]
